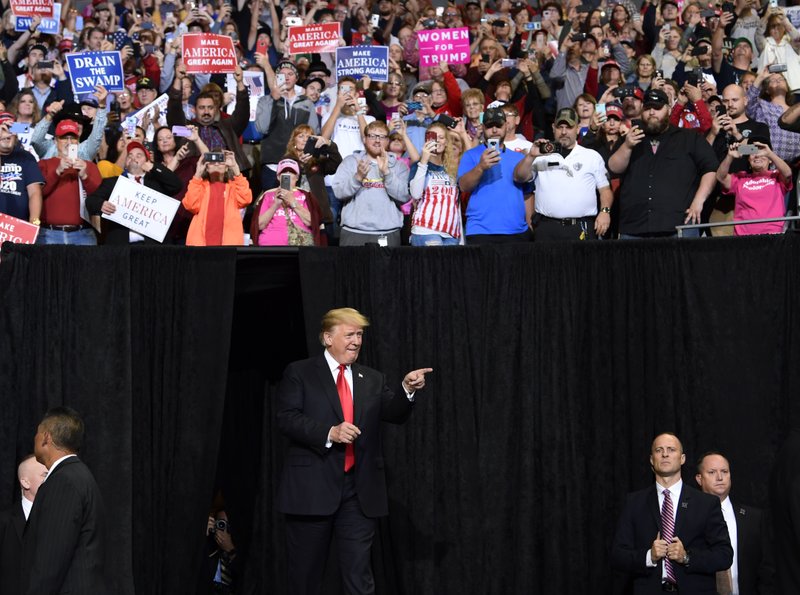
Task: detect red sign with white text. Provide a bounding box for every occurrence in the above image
[10,0,53,18]
[287,22,340,55]
[0,213,39,248]
[182,33,237,74]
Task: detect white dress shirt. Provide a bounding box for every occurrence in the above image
[45,453,77,479]
[21,495,34,520]
[647,479,683,580]
[720,496,739,594]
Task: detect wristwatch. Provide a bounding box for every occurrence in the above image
[31,218,41,226]
[600,207,611,214]
[681,552,690,566]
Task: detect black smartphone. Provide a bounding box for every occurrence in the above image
[691,45,710,56]
[303,136,319,156]
[700,8,717,18]
[630,119,644,130]
[715,103,727,116]
[204,152,225,162]
[37,60,54,69]
[722,1,735,12]
[436,114,457,129]
[571,33,587,42]
[481,53,490,62]
[686,70,703,86]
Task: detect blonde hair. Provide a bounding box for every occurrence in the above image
[319,308,370,345]
[428,122,459,180]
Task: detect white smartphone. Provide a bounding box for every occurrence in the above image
[68,144,78,160]
[487,138,500,151]
[435,6,444,16]
[286,16,303,26]
[370,14,380,28]
[276,73,286,88]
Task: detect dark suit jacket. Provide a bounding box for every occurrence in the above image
[0,501,25,594]
[21,456,108,595]
[611,483,733,595]
[276,354,413,518]
[731,500,775,595]
[85,163,183,245]
[769,428,800,594]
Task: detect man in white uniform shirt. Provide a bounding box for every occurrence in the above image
[513,107,613,241]
[695,452,775,595]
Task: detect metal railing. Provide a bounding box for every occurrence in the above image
[676,215,800,237]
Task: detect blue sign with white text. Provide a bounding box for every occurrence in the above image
[335,46,389,83]
[14,3,61,34]
[65,51,125,93]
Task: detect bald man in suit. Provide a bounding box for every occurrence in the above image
[695,452,774,595]
[611,433,733,594]
[276,307,432,595]
[0,455,47,594]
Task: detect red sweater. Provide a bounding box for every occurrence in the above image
[39,158,102,225]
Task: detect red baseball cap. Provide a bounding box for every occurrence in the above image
[126,141,151,161]
[55,119,81,137]
[0,111,16,126]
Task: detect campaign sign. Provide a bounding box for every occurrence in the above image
[0,213,38,248]
[124,93,169,137]
[66,52,124,94]
[286,22,340,55]
[14,2,60,34]
[101,176,180,243]
[336,46,389,82]
[10,0,53,18]
[417,27,470,67]
[182,33,237,74]
[226,71,265,121]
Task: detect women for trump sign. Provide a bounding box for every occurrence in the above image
[417,27,470,68]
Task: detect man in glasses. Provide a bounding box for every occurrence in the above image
[331,120,410,246]
[401,82,436,154]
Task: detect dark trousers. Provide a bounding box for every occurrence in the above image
[465,230,531,244]
[285,473,376,595]
[534,216,597,241]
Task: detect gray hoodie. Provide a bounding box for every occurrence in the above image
[332,150,410,234]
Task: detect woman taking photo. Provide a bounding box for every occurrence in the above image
[153,125,209,200]
[251,157,322,246]
[408,122,462,246]
[283,124,341,244]
[9,89,41,157]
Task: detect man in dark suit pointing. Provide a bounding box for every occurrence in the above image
[276,307,432,595]
[611,433,733,594]
[695,452,775,595]
[22,406,108,595]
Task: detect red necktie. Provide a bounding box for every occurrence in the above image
[135,176,142,184]
[337,364,354,472]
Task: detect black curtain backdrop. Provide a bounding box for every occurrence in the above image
[0,245,237,595]
[2,237,800,594]
[297,237,800,594]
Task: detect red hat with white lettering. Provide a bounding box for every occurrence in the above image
[126,141,151,161]
[55,119,81,138]
[0,112,15,126]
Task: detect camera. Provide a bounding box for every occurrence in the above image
[612,86,636,99]
[214,519,228,532]
[537,140,556,154]
[422,18,437,29]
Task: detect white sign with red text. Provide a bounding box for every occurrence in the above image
[101,176,179,243]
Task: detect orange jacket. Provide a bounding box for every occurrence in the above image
[182,175,253,246]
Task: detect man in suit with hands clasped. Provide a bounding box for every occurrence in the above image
[276,307,432,595]
[611,433,733,594]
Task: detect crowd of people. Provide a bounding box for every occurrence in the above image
[0,0,799,245]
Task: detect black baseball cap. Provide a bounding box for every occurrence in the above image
[483,107,507,127]
[642,88,669,108]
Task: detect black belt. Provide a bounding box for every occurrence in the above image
[661,582,679,592]
[539,215,594,226]
[244,139,261,145]
[43,224,91,232]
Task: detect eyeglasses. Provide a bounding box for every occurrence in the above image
[366,133,388,140]
[387,81,402,86]
[445,11,458,16]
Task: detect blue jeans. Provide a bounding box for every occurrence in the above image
[37,227,97,245]
[410,233,460,246]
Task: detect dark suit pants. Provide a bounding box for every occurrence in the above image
[285,472,376,595]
